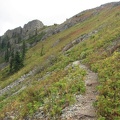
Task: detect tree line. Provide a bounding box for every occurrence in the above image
[4,41,26,73]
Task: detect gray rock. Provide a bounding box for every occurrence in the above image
[1,19,44,45]
[0,69,36,96]
[72,61,80,66]
[9,116,15,120]
[22,20,44,39]
[4,26,22,39]
[62,42,73,52]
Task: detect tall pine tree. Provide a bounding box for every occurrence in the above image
[22,40,26,60]
[5,48,9,62]
[8,41,26,73]
[14,51,23,71]
[9,50,14,72]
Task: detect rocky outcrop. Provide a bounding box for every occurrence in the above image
[3,19,44,41]
[22,20,44,39]
[0,69,36,96]
[23,20,43,33]
[4,26,22,39]
[62,29,98,52]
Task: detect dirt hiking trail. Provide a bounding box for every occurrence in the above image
[61,61,99,120]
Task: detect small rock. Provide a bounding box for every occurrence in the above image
[9,116,15,119]
[72,61,80,66]
[86,83,92,86]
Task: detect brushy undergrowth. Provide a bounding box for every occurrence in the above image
[0,66,86,119]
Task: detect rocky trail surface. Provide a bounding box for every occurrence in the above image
[61,61,98,120]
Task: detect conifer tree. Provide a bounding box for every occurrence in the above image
[40,44,44,56]
[8,41,26,73]
[22,40,26,60]
[14,51,23,71]
[9,50,14,72]
[5,48,9,62]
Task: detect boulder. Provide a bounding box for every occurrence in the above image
[22,20,44,38]
[62,42,73,52]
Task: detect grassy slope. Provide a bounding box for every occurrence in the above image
[0,4,120,119]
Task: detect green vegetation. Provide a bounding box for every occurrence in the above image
[8,41,26,73]
[91,52,120,120]
[10,51,23,72]
[26,32,45,45]
[18,67,86,119]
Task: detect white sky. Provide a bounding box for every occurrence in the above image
[0,0,118,36]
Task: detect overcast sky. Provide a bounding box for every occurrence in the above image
[0,0,118,36]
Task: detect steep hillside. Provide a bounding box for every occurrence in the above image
[0,2,120,120]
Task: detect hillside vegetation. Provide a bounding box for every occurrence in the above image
[0,2,120,120]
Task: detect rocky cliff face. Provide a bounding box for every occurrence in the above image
[22,20,44,39]
[4,27,22,39]
[0,19,44,50]
[2,19,44,41]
